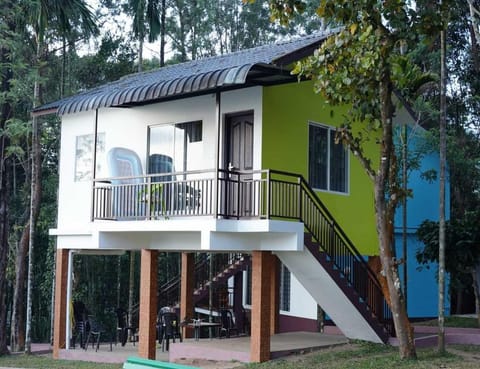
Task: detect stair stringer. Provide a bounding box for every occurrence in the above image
[275,248,385,344]
[193,255,250,304]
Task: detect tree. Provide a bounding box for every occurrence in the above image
[0,0,31,355]
[417,213,480,327]
[438,0,448,353]
[266,0,455,358]
[8,0,97,353]
[126,0,161,71]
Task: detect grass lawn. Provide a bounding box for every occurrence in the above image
[241,343,480,369]
[415,316,479,329]
[0,343,479,369]
[0,354,122,369]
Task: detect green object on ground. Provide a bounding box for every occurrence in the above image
[123,356,199,369]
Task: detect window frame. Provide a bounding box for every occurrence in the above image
[308,121,350,195]
[279,263,291,312]
[147,120,203,174]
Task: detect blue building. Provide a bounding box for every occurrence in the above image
[394,125,450,318]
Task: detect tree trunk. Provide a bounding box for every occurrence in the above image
[472,264,480,327]
[0,32,13,356]
[24,31,43,354]
[376,75,416,359]
[0,161,9,356]
[138,38,143,72]
[10,225,29,352]
[438,18,447,355]
[25,114,41,354]
[160,0,166,67]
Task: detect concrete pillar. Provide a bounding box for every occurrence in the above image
[250,251,272,362]
[270,255,280,335]
[180,252,194,338]
[53,249,69,359]
[138,249,158,360]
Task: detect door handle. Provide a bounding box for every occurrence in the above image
[228,162,237,171]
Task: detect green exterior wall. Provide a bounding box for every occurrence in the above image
[262,81,379,256]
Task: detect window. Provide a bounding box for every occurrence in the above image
[308,123,348,193]
[74,133,105,181]
[245,262,289,311]
[279,264,291,311]
[148,121,202,174]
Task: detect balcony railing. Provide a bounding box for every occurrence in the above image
[92,169,271,220]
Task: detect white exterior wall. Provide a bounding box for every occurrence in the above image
[280,274,318,320]
[54,87,263,240]
[57,110,97,231]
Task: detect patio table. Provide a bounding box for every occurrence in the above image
[187,320,221,341]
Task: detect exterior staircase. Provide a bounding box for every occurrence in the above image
[159,253,250,308]
[267,170,394,343]
[192,254,250,303]
[276,234,390,343]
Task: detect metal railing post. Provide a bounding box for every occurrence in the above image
[297,176,302,221]
[266,170,271,219]
[146,176,151,220]
[236,173,240,220]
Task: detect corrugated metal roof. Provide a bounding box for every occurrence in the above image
[35,31,334,116]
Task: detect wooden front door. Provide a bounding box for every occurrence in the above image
[225,113,254,217]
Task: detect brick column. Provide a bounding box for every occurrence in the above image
[250,251,272,362]
[138,249,158,360]
[180,252,194,338]
[53,249,69,359]
[270,255,279,335]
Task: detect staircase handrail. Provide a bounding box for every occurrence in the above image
[267,169,393,336]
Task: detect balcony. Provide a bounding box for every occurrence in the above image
[92,169,301,222]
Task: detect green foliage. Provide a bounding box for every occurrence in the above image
[72,34,136,90]
[126,0,161,43]
[417,212,480,291]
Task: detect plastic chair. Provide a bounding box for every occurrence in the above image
[219,309,239,338]
[115,308,137,346]
[158,312,182,351]
[107,147,145,219]
[72,300,89,349]
[84,316,112,352]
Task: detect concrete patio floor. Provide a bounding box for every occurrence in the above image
[57,331,349,365]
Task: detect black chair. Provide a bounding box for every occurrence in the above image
[84,316,112,352]
[72,319,88,349]
[72,301,89,349]
[219,309,239,338]
[158,312,182,351]
[116,308,136,346]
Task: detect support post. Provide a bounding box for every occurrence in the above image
[233,271,244,334]
[250,251,272,363]
[65,250,74,349]
[53,249,69,359]
[270,255,279,335]
[180,252,194,338]
[138,249,158,360]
